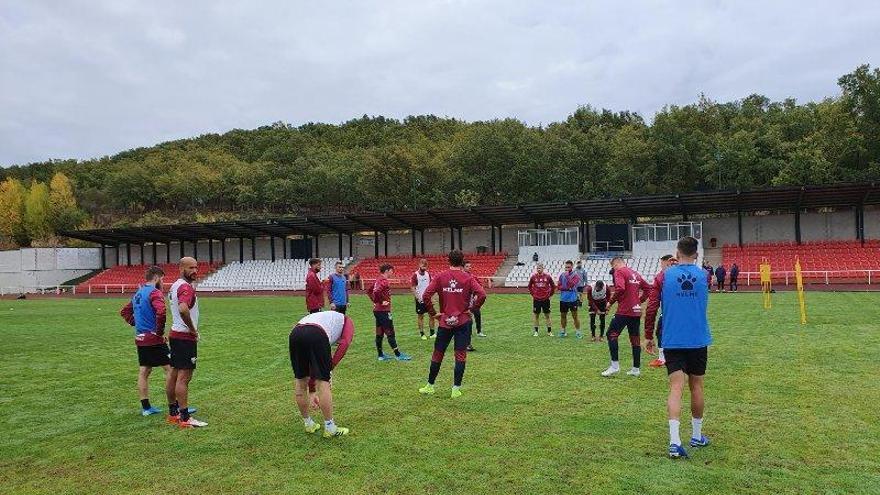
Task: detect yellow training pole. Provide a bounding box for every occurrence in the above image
[795,257,807,324]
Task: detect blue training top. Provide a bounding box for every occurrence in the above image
[660,263,712,349]
[328,273,348,306]
[132,285,159,334]
[558,272,580,303]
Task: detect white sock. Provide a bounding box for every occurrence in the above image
[610,361,620,370]
[324,419,336,433]
[303,416,314,427]
[692,417,703,439]
[658,348,665,361]
[669,419,681,446]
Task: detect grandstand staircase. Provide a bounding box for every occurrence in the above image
[494,255,520,286]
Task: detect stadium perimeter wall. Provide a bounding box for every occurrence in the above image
[0,248,101,291]
[103,206,879,265]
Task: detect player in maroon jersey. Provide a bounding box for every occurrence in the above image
[418,250,486,398]
[601,257,652,378]
[368,263,411,362]
[305,258,324,314]
[527,263,556,336]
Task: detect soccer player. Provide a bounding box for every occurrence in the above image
[557,260,582,338]
[464,260,486,339]
[418,250,487,398]
[644,236,713,458]
[586,280,609,342]
[368,263,411,362]
[601,257,651,377]
[120,265,173,416]
[527,263,555,336]
[648,254,677,368]
[326,261,349,314]
[574,260,588,307]
[714,264,726,292]
[305,258,324,314]
[289,310,354,438]
[729,263,740,292]
[168,257,208,428]
[411,258,435,340]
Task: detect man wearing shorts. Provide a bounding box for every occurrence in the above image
[289,310,354,438]
[586,280,609,342]
[168,257,208,428]
[418,250,486,398]
[574,260,588,307]
[326,261,349,314]
[368,263,411,362]
[120,265,173,416]
[648,254,677,368]
[527,263,555,337]
[645,236,713,458]
[601,257,651,377]
[411,259,435,340]
[557,260,582,338]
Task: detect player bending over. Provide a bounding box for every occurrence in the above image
[120,265,175,416]
[418,250,486,398]
[601,257,651,377]
[368,263,411,362]
[557,260,582,338]
[586,280,609,342]
[644,236,713,458]
[527,263,555,336]
[289,310,354,438]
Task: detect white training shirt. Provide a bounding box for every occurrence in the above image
[297,310,345,345]
[413,270,431,300]
[170,278,200,333]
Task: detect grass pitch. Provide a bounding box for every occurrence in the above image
[1,292,879,494]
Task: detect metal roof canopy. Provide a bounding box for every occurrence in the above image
[60,182,879,245]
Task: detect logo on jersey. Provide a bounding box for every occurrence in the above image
[443,278,464,294]
[676,273,698,297]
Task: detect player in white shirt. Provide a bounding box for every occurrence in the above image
[411,259,435,340]
[168,257,208,428]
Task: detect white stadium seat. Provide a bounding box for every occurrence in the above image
[504,257,661,287]
[196,258,353,291]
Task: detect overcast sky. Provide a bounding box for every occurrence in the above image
[1,0,878,166]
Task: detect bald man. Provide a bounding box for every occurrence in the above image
[168,257,208,428]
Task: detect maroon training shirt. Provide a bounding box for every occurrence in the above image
[607,266,651,317]
[369,277,392,312]
[528,272,556,301]
[305,269,324,312]
[422,268,486,328]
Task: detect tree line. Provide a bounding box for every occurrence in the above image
[1,64,878,248]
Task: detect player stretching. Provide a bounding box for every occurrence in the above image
[326,261,349,314]
[368,263,411,362]
[411,259,435,340]
[648,254,677,368]
[168,257,208,428]
[305,258,324,314]
[644,236,713,458]
[586,280,609,342]
[418,250,487,398]
[601,257,651,377]
[528,263,555,336]
[120,265,174,416]
[557,260,582,338]
[289,310,354,438]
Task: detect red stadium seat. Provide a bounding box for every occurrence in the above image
[77,262,220,294]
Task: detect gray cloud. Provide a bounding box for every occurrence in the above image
[1,0,878,165]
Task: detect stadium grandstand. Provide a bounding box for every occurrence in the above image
[76,261,219,294]
[10,181,871,295]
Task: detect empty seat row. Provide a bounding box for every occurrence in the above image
[198,258,352,291]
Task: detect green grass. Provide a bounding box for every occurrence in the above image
[1,292,879,494]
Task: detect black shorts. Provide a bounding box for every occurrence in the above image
[289,324,332,381]
[576,286,584,293]
[374,311,394,331]
[607,315,641,338]
[665,347,708,376]
[170,338,197,370]
[137,343,170,367]
[560,300,579,313]
[590,301,608,314]
[533,299,551,314]
[333,304,348,314]
[415,300,429,315]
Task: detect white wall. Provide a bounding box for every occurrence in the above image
[0,247,102,292]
